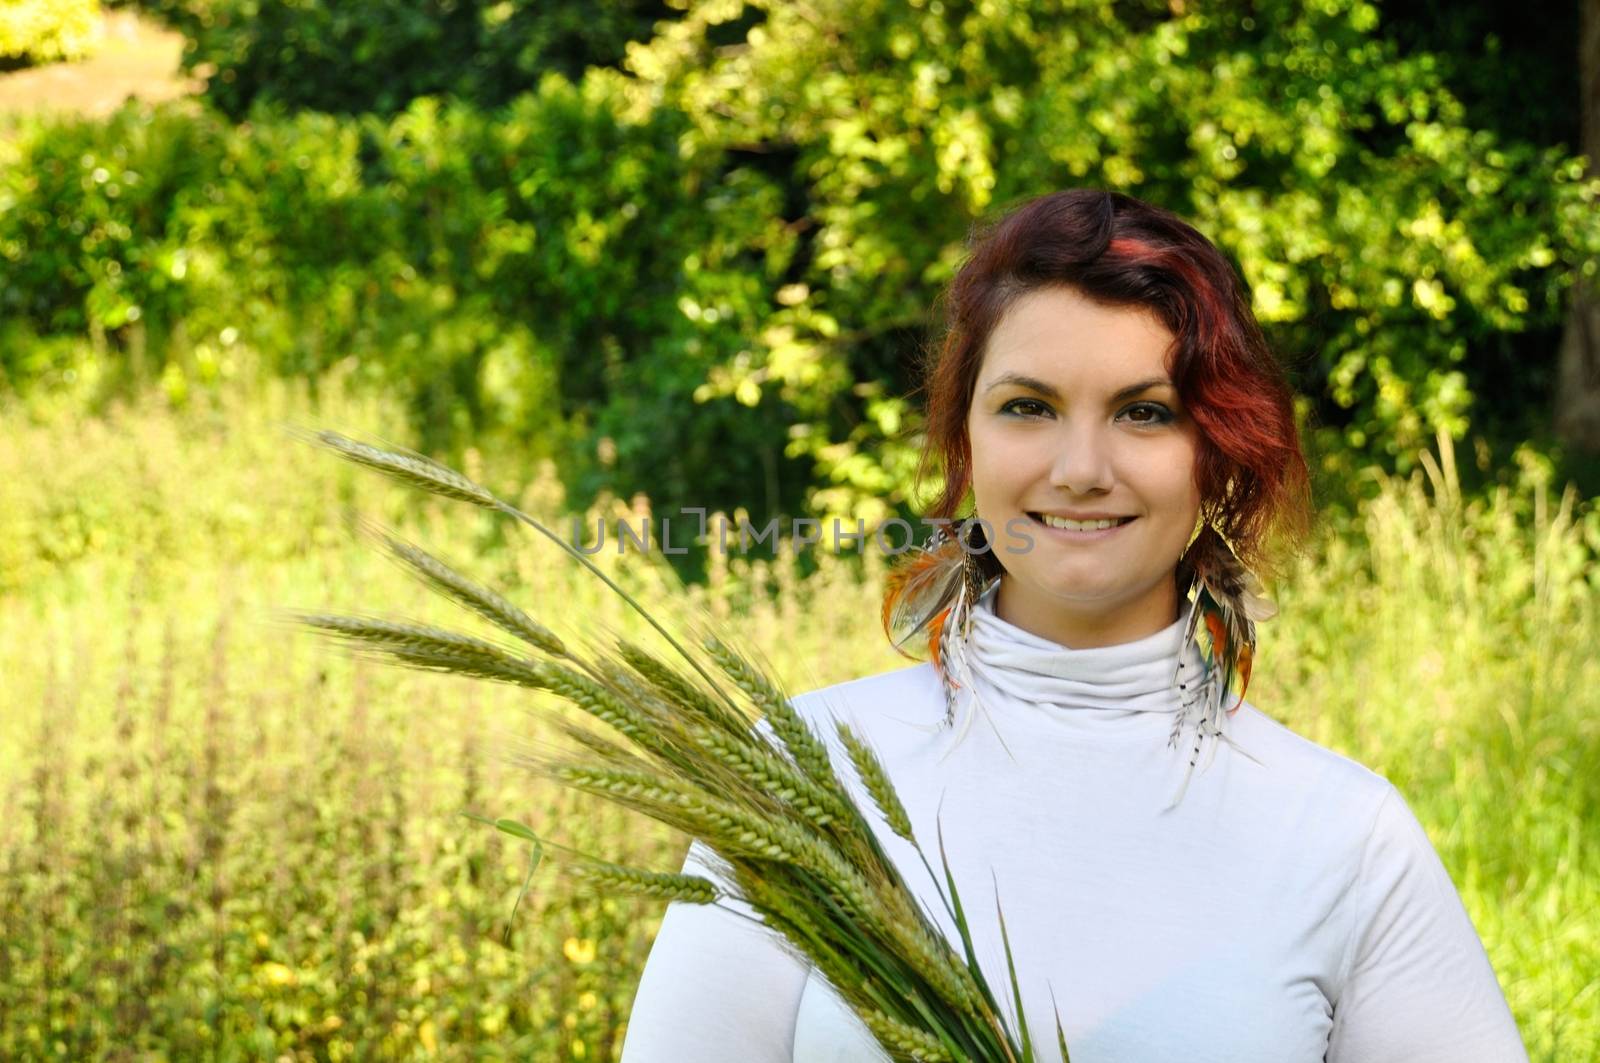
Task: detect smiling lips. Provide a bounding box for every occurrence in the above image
[1030,512,1137,533]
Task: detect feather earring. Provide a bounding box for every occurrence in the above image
[1165,523,1274,809]
[881,521,1006,759]
[882,523,970,674]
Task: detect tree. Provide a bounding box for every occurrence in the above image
[1555,0,1600,452]
[617,0,1600,523]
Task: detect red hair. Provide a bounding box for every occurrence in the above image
[888,189,1314,651]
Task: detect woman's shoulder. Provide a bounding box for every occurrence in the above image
[1225,699,1397,814]
[786,661,946,732]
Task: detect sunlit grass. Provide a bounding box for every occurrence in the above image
[1260,435,1600,1057]
[0,379,1593,1059]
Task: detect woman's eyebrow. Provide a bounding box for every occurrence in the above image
[982,373,1173,403]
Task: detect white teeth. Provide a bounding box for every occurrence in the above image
[1038,514,1129,531]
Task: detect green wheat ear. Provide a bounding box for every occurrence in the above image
[369,524,567,656]
[304,429,743,715]
[836,721,916,843]
[860,1008,956,1061]
[308,429,497,507]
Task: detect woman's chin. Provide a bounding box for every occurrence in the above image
[1006,576,1125,609]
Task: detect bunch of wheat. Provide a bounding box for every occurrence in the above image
[291,430,1070,1063]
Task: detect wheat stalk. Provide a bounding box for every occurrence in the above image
[862,1009,956,1062]
[566,859,722,905]
[837,722,916,843]
[292,431,1071,1063]
[308,429,743,714]
[293,614,546,686]
[371,526,567,657]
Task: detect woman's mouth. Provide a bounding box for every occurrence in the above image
[1027,512,1137,540]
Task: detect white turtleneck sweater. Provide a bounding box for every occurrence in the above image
[619,587,1528,1063]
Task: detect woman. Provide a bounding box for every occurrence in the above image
[619,189,1528,1062]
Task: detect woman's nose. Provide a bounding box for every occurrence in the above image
[1048,423,1115,494]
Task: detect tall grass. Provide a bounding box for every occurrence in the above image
[0,374,900,1061]
[0,380,1594,1059]
[1262,434,1600,1057]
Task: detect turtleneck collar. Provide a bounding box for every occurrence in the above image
[964,581,1203,716]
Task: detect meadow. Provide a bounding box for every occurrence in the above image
[1,375,1596,1060]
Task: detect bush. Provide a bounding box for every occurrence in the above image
[0,80,815,525]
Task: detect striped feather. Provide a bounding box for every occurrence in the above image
[1165,525,1276,809]
[882,534,969,663]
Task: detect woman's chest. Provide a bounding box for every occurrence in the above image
[801,729,1352,1062]
[791,925,1336,1063]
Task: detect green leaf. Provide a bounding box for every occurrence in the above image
[992,877,1033,1060]
[934,807,1020,1061]
[462,811,544,945]
[1049,985,1073,1063]
[463,810,542,844]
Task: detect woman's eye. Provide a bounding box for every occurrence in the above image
[1122,402,1174,425]
[1000,398,1051,418]
[999,398,1174,423]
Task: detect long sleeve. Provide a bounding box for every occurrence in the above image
[1326,784,1528,1062]
[618,839,809,1062]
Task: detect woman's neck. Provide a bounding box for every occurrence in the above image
[991,575,1183,650]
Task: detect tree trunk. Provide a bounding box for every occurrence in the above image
[1554,0,1600,451]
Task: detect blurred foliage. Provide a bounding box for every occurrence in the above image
[127,0,676,117]
[5,0,1600,532]
[0,0,100,65]
[0,377,1595,1059]
[1376,0,1580,151]
[0,77,811,523]
[614,0,1600,520]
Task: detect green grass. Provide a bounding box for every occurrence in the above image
[0,376,1594,1059]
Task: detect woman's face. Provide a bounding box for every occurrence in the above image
[966,284,1203,648]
